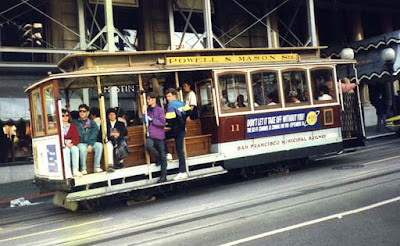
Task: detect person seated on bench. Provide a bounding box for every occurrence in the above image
[105,108,128,171]
[61,109,81,177]
[74,104,103,174]
[318,85,333,101]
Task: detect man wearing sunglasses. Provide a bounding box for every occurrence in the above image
[73,104,103,174]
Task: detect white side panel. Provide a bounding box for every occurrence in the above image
[32,135,64,180]
[218,128,342,160]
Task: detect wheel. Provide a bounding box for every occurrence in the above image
[80,199,102,211]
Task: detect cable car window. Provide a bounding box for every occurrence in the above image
[44,85,58,133]
[32,89,44,136]
[282,70,310,106]
[310,68,336,102]
[217,72,249,111]
[197,79,214,114]
[251,71,280,109]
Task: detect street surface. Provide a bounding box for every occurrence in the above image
[0,136,400,246]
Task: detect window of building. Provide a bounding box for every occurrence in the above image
[282,70,310,106]
[310,68,336,102]
[251,71,280,109]
[217,72,249,111]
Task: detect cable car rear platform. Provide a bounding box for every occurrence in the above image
[55,153,228,203]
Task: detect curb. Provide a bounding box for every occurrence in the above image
[366,132,395,140]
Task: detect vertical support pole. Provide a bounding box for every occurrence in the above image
[77,0,87,50]
[96,76,109,171]
[82,88,90,105]
[139,75,152,178]
[175,71,188,173]
[104,0,116,52]
[266,16,273,48]
[389,65,397,116]
[110,86,118,108]
[168,0,176,50]
[203,0,213,49]
[306,0,318,47]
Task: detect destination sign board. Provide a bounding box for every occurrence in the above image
[166,54,298,66]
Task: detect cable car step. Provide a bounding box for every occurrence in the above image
[66,166,227,202]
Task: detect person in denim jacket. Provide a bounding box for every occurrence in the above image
[73,104,103,174]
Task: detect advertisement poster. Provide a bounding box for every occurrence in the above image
[46,144,58,173]
[246,109,321,138]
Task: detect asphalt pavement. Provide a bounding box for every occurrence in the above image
[0,134,399,245]
[0,129,395,208]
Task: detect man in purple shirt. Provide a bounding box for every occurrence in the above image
[143,92,167,183]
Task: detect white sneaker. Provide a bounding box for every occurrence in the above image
[81,170,88,175]
[166,153,173,161]
[94,167,103,173]
[73,169,83,177]
[173,172,188,181]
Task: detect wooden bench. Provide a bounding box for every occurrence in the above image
[126,119,211,166]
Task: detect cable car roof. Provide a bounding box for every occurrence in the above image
[25,48,355,92]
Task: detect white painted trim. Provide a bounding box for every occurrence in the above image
[220,196,400,246]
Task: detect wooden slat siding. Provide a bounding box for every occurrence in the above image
[84,152,106,174]
[185,119,202,137]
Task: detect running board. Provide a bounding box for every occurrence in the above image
[66,166,227,202]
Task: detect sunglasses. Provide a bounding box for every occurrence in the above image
[79,110,87,113]
[62,114,69,117]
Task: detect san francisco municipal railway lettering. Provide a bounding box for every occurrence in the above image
[166,54,298,65]
[237,134,327,151]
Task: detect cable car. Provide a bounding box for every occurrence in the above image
[25,47,363,210]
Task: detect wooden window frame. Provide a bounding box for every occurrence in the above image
[310,67,338,105]
[31,88,45,137]
[281,68,311,108]
[195,79,215,117]
[250,69,282,110]
[216,71,251,114]
[43,83,59,135]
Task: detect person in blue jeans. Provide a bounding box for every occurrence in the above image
[143,92,167,183]
[74,104,103,174]
[164,88,190,181]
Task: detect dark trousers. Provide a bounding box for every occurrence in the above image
[165,130,187,173]
[376,114,387,131]
[146,138,167,174]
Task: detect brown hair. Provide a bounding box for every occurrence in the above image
[147,92,158,99]
[165,88,177,96]
[62,109,72,123]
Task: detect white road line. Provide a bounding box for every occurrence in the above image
[363,155,400,166]
[219,196,400,246]
[0,218,112,243]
